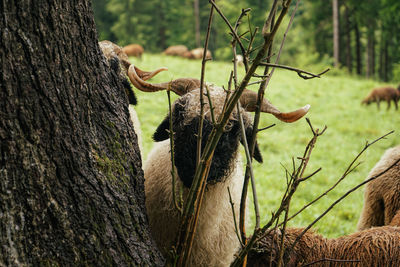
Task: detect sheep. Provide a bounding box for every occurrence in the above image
[235,54,244,66]
[163,45,189,56]
[361,86,400,110]
[247,224,400,267]
[357,145,400,231]
[98,40,167,150]
[182,47,213,60]
[127,65,310,266]
[122,43,144,59]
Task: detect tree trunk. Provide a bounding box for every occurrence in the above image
[158,0,167,49]
[344,5,352,73]
[383,40,389,82]
[0,1,164,266]
[366,28,375,78]
[332,0,340,67]
[354,22,362,75]
[194,0,201,47]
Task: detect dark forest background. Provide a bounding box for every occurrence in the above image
[92,0,400,82]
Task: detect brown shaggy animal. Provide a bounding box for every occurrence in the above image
[247,225,400,267]
[357,145,400,231]
[361,86,400,110]
[163,45,189,56]
[122,43,144,58]
[182,47,212,60]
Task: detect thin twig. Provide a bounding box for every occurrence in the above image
[176,0,295,265]
[237,102,261,228]
[301,258,361,267]
[289,150,400,253]
[196,4,215,168]
[228,187,243,246]
[258,124,276,132]
[167,90,183,214]
[205,85,216,125]
[259,62,330,80]
[177,5,215,266]
[287,130,393,223]
[231,118,322,267]
[209,0,249,70]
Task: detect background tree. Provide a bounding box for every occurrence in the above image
[92,0,400,81]
[0,1,164,265]
[332,0,339,68]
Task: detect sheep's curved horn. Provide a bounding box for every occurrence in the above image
[240,89,310,123]
[128,64,201,95]
[121,60,168,81]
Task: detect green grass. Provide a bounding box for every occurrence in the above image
[133,53,399,238]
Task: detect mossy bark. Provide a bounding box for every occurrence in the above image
[0,1,164,266]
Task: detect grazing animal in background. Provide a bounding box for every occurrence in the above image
[361,86,400,110]
[248,216,400,267]
[127,65,310,266]
[122,43,144,59]
[357,145,400,231]
[163,45,189,56]
[182,47,212,60]
[99,40,166,150]
[235,54,244,66]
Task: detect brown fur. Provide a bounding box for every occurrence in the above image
[361,86,400,110]
[389,210,400,226]
[163,45,189,56]
[122,43,144,58]
[182,48,212,60]
[247,226,400,266]
[357,145,400,231]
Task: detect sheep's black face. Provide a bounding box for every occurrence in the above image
[153,97,262,188]
[110,57,137,105]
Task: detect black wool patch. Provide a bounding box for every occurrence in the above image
[153,114,170,141]
[122,79,137,105]
[242,124,263,163]
[173,104,241,188]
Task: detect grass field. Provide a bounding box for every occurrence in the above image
[132,53,399,238]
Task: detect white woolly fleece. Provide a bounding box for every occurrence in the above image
[144,140,244,267]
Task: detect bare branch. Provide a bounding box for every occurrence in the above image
[289,147,400,253]
[287,131,394,223]
[301,258,360,267]
[259,62,330,80]
[257,123,276,132]
[228,187,244,246]
[167,90,183,214]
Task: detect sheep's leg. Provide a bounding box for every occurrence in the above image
[387,100,391,110]
[376,99,380,110]
[395,99,398,110]
[357,189,385,231]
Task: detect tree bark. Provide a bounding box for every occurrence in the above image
[0,1,164,266]
[332,0,340,68]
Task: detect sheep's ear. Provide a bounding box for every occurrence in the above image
[241,125,263,163]
[152,115,170,142]
[153,97,186,142]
